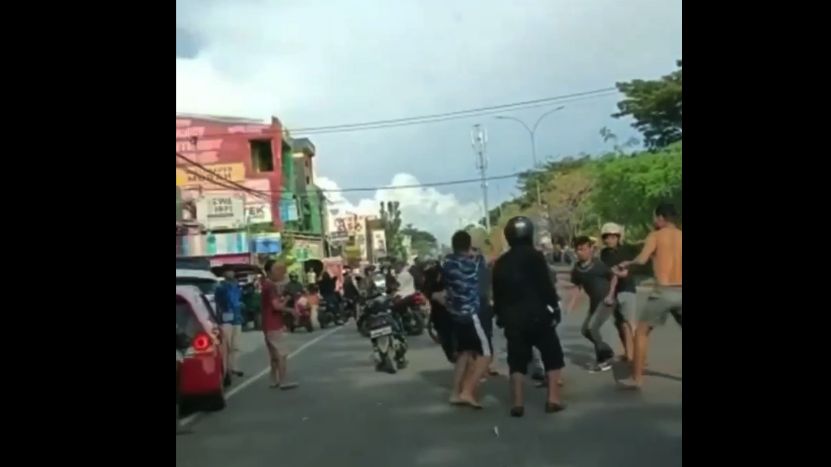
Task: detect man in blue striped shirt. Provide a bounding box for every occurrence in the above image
[439,231,492,409]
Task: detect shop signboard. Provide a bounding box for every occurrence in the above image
[251,233,282,254]
[196,194,245,230]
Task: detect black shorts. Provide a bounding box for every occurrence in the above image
[452,315,493,357]
[505,324,565,375]
[430,304,456,363]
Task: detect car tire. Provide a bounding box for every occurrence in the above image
[204,370,227,412]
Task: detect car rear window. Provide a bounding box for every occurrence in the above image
[176,278,217,296]
[176,298,202,340]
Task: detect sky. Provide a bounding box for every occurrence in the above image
[176,0,682,242]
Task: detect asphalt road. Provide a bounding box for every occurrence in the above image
[177,291,681,467]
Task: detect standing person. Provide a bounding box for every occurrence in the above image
[567,236,618,373]
[493,216,565,417]
[617,203,682,389]
[423,260,456,364]
[260,260,299,390]
[441,231,492,409]
[215,266,244,377]
[599,223,638,363]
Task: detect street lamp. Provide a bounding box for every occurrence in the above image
[494,105,565,205]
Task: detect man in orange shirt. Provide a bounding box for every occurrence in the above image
[616,203,681,389]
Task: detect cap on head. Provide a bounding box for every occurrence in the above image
[503,216,534,247]
[601,222,624,239]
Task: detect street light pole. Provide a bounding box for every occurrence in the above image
[495,105,565,206]
[471,124,490,232]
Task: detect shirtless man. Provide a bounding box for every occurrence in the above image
[616,203,682,389]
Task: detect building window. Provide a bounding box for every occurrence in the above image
[305,158,311,169]
[306,175,311,184]
[250,140,274,173]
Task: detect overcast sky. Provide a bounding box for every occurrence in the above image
[176,0,681,242]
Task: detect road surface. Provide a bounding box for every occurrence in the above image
[177,291,681,467]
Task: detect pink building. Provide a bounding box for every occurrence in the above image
[175,114,290,230]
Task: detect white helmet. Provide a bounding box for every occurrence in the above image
[601,222,624,239]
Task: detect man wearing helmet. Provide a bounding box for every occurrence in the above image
[599,222,638,363]
[493,216,565,417]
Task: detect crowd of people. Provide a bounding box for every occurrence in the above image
[419,202,682,417]
[210,201,681,417]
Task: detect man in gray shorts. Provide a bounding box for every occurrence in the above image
[616,203,682,389]
[599,223,638,363]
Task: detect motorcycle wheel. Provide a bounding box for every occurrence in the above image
[358,320,370,338]
[406,312,425,336]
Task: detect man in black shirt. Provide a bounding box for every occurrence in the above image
[599,223,638,363]
[493,217,565,417]
[568,236,617,373]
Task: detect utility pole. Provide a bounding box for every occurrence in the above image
[471,124,490,232]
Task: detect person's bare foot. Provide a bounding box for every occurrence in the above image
[457,393,483,409]
[617,378,642,390]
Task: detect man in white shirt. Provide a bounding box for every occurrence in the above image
[395,261,416,298]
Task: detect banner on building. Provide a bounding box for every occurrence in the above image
[176,163,246,188]
[251,233,282,254]
[206,232,249,256]
[245,202,273,224]
[293,238,324,262]
[371,230,387,258]
[177,232,249,257]
[196,194,245,230]
[280,198,299,222]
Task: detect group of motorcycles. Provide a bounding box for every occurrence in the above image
[357,273,429,374]
[279,274,429,375]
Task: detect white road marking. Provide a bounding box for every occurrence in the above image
[180,325,344,427]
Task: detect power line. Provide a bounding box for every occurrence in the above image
[175,87,618,140]
[291,88,616,133]
[177,151,525,196]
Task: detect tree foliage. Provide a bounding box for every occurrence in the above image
[401,224,438,257]
[614,60,682,149]
[379,201,407,261]
[590,142,682,240]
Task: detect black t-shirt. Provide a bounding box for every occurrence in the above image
[599,247,636,294]
[571,259,613,308]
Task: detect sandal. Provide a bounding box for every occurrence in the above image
[545,402,566,413]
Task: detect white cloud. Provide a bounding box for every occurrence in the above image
[315,174,483,243]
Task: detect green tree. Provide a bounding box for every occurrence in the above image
[379,201,406,261]
[591,141,682,241]
[613,60,682,149]
[401,224,438,257]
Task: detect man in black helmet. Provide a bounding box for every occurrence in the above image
[493,216,565,417]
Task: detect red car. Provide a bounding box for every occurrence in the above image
[176,285,230,412]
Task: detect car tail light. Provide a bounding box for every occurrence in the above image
[192,332,213,352]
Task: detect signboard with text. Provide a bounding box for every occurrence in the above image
[176,163,246,188]
[196,194,245,230]
[245,202,273,224]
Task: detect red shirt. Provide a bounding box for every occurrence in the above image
[260,279,286,332]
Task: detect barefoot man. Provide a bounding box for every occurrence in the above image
[616,203,682,389]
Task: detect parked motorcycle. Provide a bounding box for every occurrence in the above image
[364,274,408,373]
[283,292,314,333]
[318,295,340,328]
[395,292,428,336]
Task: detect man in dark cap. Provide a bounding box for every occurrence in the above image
[492,216,565,417]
